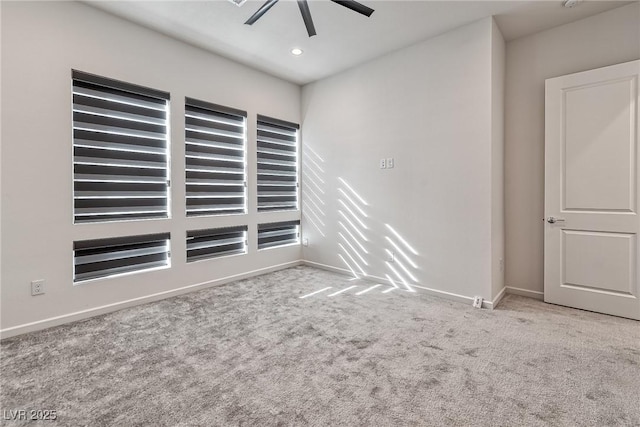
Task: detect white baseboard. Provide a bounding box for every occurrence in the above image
[1,260,303,340]
[302,260,502,309]
[303,260,352,276]
[505,286,544,301]
[491,286,507,309]
[2,261,528,339]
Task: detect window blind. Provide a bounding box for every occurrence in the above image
[257,115,299,212]
[72,70,170,223]
[185,98,247,216]
[257,220,300,250]
[74,233,170,283]
[186,226,247,262]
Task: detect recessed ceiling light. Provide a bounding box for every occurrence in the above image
[228,0,247,7]
[291,48,303,56]
[563,0,583,8]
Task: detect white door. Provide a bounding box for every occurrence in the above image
[545,60,640,320]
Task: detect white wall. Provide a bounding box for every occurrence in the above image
[504,3,640,297]
[0,1,301,337]
[0,2,3,331]
[301,17,504,303]
[491,19,505,301]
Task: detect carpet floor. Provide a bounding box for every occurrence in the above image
[1,266,639,426]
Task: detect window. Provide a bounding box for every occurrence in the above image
[73,233,170,283]
[72,70,170,223]
[257,220,300,250]
[257,115,299,212]
[185,98,247,216]
[186,226,247,262]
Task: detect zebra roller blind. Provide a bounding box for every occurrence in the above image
[74,233,170,283]
[257,115,299,212]
[186,226,247,262]
[72,70,170,223]
[185,98,247,216]
[257,220,300,250]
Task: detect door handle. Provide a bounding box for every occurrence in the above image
[547,216,565,224]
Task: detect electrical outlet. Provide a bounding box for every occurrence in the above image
[31,279,45,296]
[303,238,309,247]
[379,158,386,169]
[472,296,483,309]
[386,251,395,262]
[499,258,504,272]
[387,157,394,168]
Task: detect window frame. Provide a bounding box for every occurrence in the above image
[73,232,171,284]
[256,114,300,213]
[186,226,248,263]
[71,70,171,224]
[257,220,301,250]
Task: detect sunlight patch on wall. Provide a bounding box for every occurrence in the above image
[337,177,370,279]
[302,146,327,237]
[385,274,399,289]
[384,224,419,292]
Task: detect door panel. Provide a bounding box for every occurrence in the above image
[562,230,635,295]
[545,60,640,320]
[564,77,636,212]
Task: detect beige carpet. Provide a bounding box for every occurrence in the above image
[1,266,639,426]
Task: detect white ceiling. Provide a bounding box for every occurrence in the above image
[86,0,632,85]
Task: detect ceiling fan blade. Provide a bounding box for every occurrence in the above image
[297,0,317,37]
[330,0,374,17]
[244,0,280,25]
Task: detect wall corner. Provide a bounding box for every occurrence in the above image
[490,17,506,301]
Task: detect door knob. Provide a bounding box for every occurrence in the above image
[547,216,565,224]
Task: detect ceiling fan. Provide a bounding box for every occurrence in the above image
[244,0,375,37]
